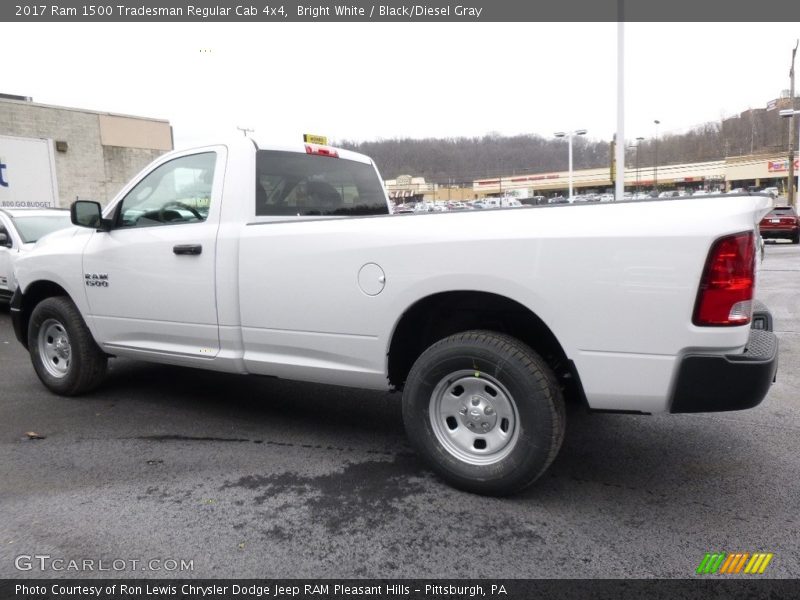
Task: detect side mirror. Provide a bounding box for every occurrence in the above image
[0,231,10,247]
[71,201,110,231]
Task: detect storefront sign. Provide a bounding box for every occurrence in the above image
[768,159,800,172]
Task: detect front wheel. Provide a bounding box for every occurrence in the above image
[402,330,565,496]
[28,296,108,396]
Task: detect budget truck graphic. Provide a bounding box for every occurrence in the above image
[0,135,59,208]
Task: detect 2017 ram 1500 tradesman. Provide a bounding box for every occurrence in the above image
[10,137,779,495]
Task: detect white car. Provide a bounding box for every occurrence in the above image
[0,207,72,302]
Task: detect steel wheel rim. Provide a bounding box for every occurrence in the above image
[429,369,520,466]
[37,319,71,378]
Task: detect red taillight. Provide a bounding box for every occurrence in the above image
[304,144,339,158]
[693,231,755,326]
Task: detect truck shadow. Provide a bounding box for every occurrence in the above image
[97,358,778,505]
[529,404,780,505]
[102,357,405,435]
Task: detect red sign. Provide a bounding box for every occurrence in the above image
[768,159,800,173]
[504,174,560,183]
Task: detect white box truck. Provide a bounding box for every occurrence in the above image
[0,134,60,209]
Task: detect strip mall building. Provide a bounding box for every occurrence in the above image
[472,152,798,198]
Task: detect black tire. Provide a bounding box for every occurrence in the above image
[792,231,799,245]
[28,296,108,396]
[402,330,565,496]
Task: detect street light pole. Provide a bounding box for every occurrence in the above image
[636,136,644,194]
[554,129,587,199]
[787,41,798,208]
[626,144,636,197]
[780,108,800,206]
[653,119,660,194]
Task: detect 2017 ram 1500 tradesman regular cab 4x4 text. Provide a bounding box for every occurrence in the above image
[10,137,779,495]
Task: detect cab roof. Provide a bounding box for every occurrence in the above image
[175,135,375,166]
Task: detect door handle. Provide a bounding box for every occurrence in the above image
[173,244,202,255]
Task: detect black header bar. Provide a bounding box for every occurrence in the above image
[3,579,800,600]
[4,0,800,22]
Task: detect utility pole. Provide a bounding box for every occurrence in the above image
[615,13,625,202]
[636,137,644,194]
[789,40,798,209]
[653,119,660,194]
[555,129,587,199]
[610,134,616,191]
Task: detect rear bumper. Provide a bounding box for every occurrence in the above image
[761,230,797,239]
[760,225,798,239]
[670,305,778,413]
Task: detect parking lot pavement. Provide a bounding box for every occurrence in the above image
[0,242,799,580]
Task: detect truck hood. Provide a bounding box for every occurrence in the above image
[13,225,89,293]
[16,226,79,255]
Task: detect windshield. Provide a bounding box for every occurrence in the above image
[12,214,72,243]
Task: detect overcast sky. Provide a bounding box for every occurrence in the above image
[3,22,799,148]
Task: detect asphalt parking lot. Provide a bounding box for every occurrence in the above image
[1,242,798,580]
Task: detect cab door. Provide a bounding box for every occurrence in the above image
[82,148,225,358]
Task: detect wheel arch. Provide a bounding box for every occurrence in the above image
[387,290,587,407]
[13,280,74,350]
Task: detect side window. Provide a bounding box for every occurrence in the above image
[255,151,388,217]
[117,152,216,228]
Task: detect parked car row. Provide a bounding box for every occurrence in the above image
[395,188,789,212]
[732,186,782,199]
[569,194,614,203]
[392,198,526,213]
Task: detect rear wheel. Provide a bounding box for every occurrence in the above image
[792,230,799,244]
[28,296,107,396]
[402,330,565,496]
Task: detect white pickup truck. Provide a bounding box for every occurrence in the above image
[10,137,779,495]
